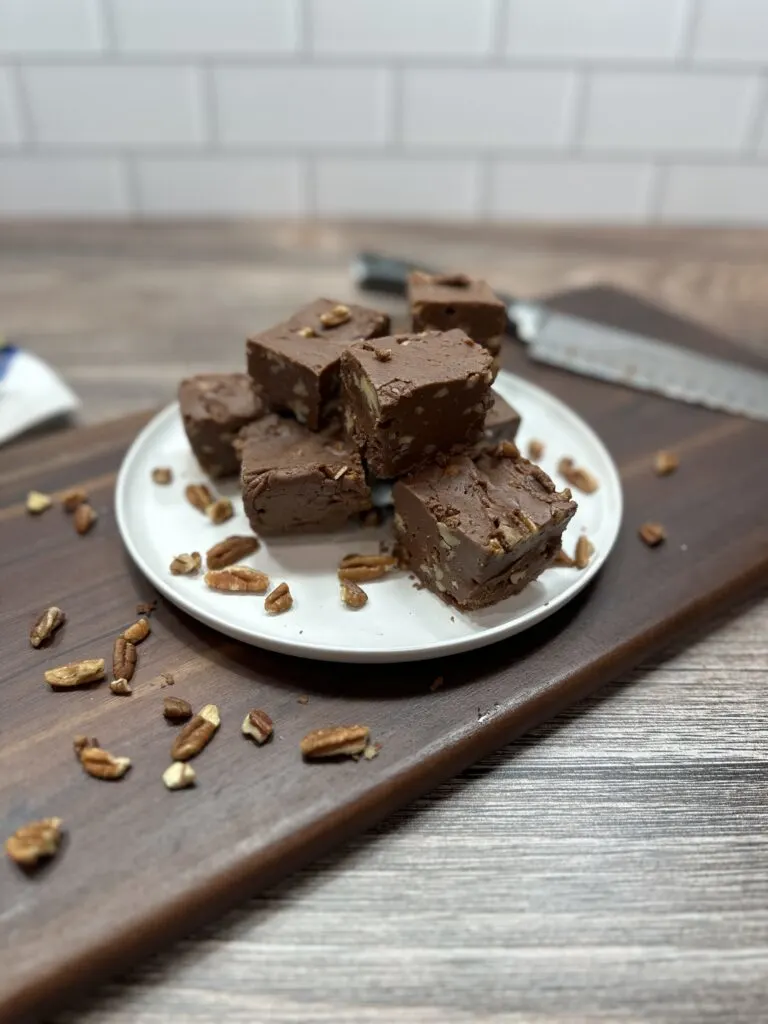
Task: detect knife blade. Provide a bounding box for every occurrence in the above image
[351,252,768,424]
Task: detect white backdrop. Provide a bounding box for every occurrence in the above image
[0,0,767,221]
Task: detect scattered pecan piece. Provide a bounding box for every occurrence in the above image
[61,488,87,513]
[639,521,666,547]
[374,348,392,362]
[170,551,201,575]
[79,745,132,781]
[363,743,381,760]
[185,483,214,513]
[654,450,679,476]
[171,704,220,761]
[122,617,150,645]
[207,497,234,525]
[527,439,545,461]
[45,658,105,689]
[557,457,599,494]
[30,606,66,648]
[151,467,173,485]
[26,490,52,515]
[160,671,175,687]
[300,725,370,760]
[136,599,157,616]
[162,762,196,790]
[297,326,316,338]
[110,678,132,696]
[205,565,269,593]
[163,696,192,722]
[73,735,98,757]
[297,694,309,705]
[264,582,293,614]
[74,503,98,535]
[319,303,350,328]
[574,535,594,569]
[5,817,64,867]
[206,534,260,571]
[242,709,274,745]
[338,553,397,582]
[340,579,368,609]
[113,637,137,682]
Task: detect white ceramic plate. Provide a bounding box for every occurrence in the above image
[115,371,622,663]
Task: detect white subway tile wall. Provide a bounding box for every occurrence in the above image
[0,0,766,221]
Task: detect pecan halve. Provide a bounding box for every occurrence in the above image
[45,658,105,689]
[206,534,260,571]
[337,553,397,583]
[79,746,132,781]
[300,725,370,759]
[185,483,214,513]
[205,565,269,593]
[5,817,64,867]
[264,582,292,614]
[171,704,220,761]
[29,606,66,648]
[122,617,150,644]
[113,637,137,682]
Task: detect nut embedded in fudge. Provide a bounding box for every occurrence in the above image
[392,446,576,610]
[408,271,507,356]
[246,298,390,430]
[340,329,495,479]
[239,414,372,535]
[179,373,266,479]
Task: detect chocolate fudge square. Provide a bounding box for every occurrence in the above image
[340,329,494,479]
[246,298,390,430]
[179,373,266,478]
[408,272,507,356]
[239,414,371,535]
[393,446,576,610]
[480,393,521,449]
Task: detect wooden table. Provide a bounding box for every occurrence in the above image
[2,222,766,1024]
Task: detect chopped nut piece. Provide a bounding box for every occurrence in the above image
[319,303,351,328]
[26,490,52,515]
[338,553,398,582]
[265,582,293,614]
[340,579,368,609]
[374,348,392,362]
[122,617,150,645]
[207,497,234,525]
[639,521,666,547]
[29,606,66,648]
[242,709,274,745]
[45,658,105,689]
[430,675,444,692]
[185,483,214,513]
[5,817,64,867]
[163,696,192,722]
[171,704,220,761]
[73,735,98,757]
[301,725,370,759]
[79,745,132,781]
[136,599,157,616]
[206,534,260,571]
[574,535,594,569]
[151,467,173,485]
[363,743,381,760]
[110,678,132,696]
[61,488,87,512]
[297,694,309,705]
[73,503,97,535]
[113,637,137,682]
[297,326,316,338]
[162,761,196,790]
[205,565,269,593]
[160,671,175,687]
[654,450,679,476]
[557,457,599,494]
[553,547,576,568]
[527,439,545,461]
[170,551,201,576]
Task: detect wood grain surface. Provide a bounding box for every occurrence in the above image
[0,223,766,1024]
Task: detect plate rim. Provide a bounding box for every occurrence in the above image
[115,373,623,663]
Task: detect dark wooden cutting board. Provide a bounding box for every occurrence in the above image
[1,287,766,1023]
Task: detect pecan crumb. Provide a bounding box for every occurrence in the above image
[73,735,97,757]
[297,694,310,705]
[654,450,679,476]
[363,743,381,760]
[61,488,87,513]
[242,709,274,745]
[527,439,545,461]
[171,704,220,761]
[206,534,260,571]
[162,762,196,790]
[319,304,351,328]
[300,725,370,759]
[136,599,157,616]
[45,658,105,689]
[338,553,397,582]
[574,535,594,570]
[207,497,234,525]
[558,457,599,494]
[430,675,444,692]
[205,565,269,593]
[639,521,666,547]
[297,326,316,338]
[79,745,132,781]
[151,467,173,485]
[163,696,193,722]
[374,348,392,362]
[265,581,293,614]
[340,579,368,609]
[160,671,175,687]
[5,817,64,868]
[110,678,132,696]
[185,483,214,513]
[73,503,98,535]
[122,617,150,645]
[170,551,202,576]
[26,490,52,515]
[30,606,66,648]
[113,637,137,682]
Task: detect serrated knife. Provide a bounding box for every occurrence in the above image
[352,252,768,424]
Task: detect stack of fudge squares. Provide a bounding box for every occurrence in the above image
[179,273,576,611]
